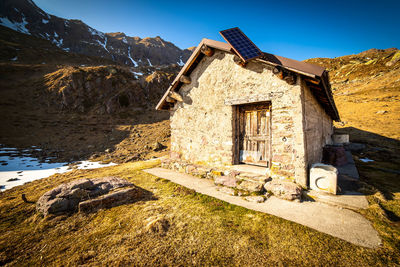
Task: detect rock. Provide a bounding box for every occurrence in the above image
[322,145,348,166]
[237,180,264,193]
[79,188,142,213]
[214,175,237,188]
[6,178,19,182]
[105,148,112,153]
[376,110,388,115]
[385,51,400,66]
[152,142,163,151]
[344,143,366,153]
[264,179,302,200]
[244,196,265,203]
[218,187,235,195]
[36,177,139,216]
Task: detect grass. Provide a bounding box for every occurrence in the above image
[1,160,399,266]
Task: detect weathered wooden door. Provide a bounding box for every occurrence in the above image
[238,103,270,167]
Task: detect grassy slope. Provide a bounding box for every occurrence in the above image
[0,160,399,266]
[307,48,400,262]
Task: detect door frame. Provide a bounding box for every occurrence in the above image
[232,101,272,167]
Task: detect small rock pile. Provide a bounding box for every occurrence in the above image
[36,177,142,216]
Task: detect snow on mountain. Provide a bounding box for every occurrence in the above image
[0,0,192,67]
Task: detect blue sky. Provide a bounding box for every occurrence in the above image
[34,0,399,60]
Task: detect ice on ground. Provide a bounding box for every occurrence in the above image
[96,37,109,52]
[127,46,138,67]
[52,37,63,48]
[360,158,374,163]
[0,146,117,191]
[177,56,184,66]
[0,17,30,35]
[130,69,143,79]
[88,26,105,39]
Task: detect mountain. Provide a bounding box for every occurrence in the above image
[305,48,400,145]
[0,0,192,67]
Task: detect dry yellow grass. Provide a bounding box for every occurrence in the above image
[0,160,399,266]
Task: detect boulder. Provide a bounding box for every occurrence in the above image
[264,179,302,201]
[214,175,237,188]
[36,177,140,216]
[217,187,235,196]
[79,188,142,213]
[322,145,348,166]
[237,180,264,193]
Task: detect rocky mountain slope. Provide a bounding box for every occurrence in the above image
[0,22,180,163]
[0,0,192,67]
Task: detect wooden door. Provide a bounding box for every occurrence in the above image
[238,103,270,167]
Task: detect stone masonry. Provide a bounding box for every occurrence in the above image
[169,51,333,187]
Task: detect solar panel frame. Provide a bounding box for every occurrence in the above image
[219,27,263,62]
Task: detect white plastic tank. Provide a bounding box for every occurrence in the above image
[310,163,338,195]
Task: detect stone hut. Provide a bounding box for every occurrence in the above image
[156,38,340,187]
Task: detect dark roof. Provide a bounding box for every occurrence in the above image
[156,38,340,121]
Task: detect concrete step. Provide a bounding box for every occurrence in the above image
[305,189,369,210]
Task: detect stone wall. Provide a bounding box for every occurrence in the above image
[302,81,333,170]
[170,51,310,186]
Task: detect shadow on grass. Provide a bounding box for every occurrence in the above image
[334,127,400,202]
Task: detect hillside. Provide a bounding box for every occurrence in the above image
[0,21,180,163]
[0,0,191,67]
[305,48,400,145]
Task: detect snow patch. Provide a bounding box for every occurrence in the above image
[88,26,105,39]
[130,69,143,79]
[0,146,117,191]
[42,19,49,24]
[122,37,128,44]
[177,56,184,66]
[63,48,70,52]
[10,56,17,61]
[52,37,63,47]
[54,31,58,38]
[127,46,138,67]
[147,58,153,66]
[0,17,30,35]
[360,158,374,163]
[96,36,109,52]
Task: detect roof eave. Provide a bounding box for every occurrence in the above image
[155,39,231,110]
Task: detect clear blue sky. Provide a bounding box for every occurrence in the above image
[34,0,399,60]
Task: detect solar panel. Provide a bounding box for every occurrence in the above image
[219,27,263,62]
